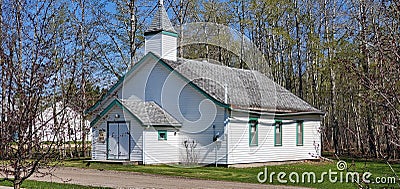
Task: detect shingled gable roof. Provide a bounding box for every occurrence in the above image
[90,98,181,127]
[144,2,177,35]
[121,98,181,126]
[161,57,322,114]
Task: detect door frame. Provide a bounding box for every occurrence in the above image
[106,121,131,160]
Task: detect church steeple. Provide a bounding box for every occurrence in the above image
[144,0,178,61]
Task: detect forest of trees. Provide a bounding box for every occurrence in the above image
[0,1,399,186]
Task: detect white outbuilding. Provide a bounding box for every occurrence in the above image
[36,102,91,142]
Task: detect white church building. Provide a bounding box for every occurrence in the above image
[87,1,323,165]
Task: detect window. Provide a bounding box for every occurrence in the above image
[275,120,282,146]
[249,118,258,146]
[158,130,167,140]
[297,121,304,146]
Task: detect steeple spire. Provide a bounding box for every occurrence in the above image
[144,0,177,35]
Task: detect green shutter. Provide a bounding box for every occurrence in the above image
[248,118,258,146]
[274,120,282,146]
[296,121,304,146]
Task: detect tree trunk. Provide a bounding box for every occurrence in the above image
[14,182,21,189]
[0,0,4,159]
[367,107,377,157]
[129,0,135,67]
[358,0,377,158]
[239,0,245,69]
[80,0,87,157]
[294,0,303,99]
[178,0,184,58]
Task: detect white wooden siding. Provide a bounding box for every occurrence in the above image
[147,63,228,164]
[129,118,144,161]
[144,61,167,103]
[161,34,177,61]
[227,111,321,164]
[145,34,162,58]
[91,106,143,162]
[143,129,180,164]
[120,58,158,101]
[145,33,177,61]
[123,60,228,164]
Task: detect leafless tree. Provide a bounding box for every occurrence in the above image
[0,0,79,188]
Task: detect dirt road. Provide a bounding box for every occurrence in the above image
[30,167,309,189]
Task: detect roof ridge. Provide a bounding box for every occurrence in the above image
[177,57,263,74]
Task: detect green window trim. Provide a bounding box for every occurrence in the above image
[144,30,179,37]
[158,130,167,140]
[296,121,304,146]
[248,118,259,146]
[274,120,282,146]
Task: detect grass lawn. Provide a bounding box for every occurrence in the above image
[63,159,400,189]
[0,180,110,189]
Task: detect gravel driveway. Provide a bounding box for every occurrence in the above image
[30,167,309,189]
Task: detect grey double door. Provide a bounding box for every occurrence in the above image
[107,122,130,160]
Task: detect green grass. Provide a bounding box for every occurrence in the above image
[0,180,110,189]
[63,159,400,189]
